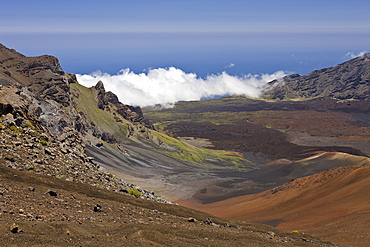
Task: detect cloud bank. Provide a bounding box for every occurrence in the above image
[346,51,367,59]
[76,67,287,107]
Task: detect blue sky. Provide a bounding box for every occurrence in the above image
[1,0,370,105]
[1,0,369,33]
[1,0,369,74]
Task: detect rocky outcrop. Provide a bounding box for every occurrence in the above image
[94,81,109,110]
[0,44,78,107]
[93,81,154,129]
[263,53,370,100]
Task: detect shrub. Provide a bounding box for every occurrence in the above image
[25,122,35,130]
[9,125,21,134]
[39,136,48,145]
[127,188,142,198]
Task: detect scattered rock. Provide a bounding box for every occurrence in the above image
[188,217,197,222]
[46,190,57,197]
[210,223,220,228]
[204,218,213,225]
[9,223,21,233]
[93,204,102,212]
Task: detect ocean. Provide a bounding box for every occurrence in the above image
[2,32,369,77]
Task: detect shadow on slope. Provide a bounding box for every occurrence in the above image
[176,152,370,204]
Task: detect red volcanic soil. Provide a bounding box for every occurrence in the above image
[177,162,370,247]
[224,151,245,158]
[260,158,292,167]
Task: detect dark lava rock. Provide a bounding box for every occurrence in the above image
[9,223,21,233]
[93,204,102,212]
[46,190,57,197]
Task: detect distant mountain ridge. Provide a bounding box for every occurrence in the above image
[263,54,370,100]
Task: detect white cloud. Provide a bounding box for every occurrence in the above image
[76,67,288,107]
[225,63,235,68]
[345,51,367,59]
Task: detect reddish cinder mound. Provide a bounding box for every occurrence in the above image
[260,158,292,167]
[178,162,370,247]
[224,151,244,158]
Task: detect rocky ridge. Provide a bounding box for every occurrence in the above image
[263,53,370,100]
[94,80,153,129]
[0,43,153,138]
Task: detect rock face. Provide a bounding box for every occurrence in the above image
[0,43,77,107]
[94,81,153,129]
[263,54,370,100]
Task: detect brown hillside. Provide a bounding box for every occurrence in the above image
[0,164,343,247]
[178,162,370,247]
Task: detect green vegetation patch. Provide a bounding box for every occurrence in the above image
[153,121,173,130]
[151,130,249,169]
[70,83,130,140]
[8,125,21,134]
[127,188,142,198]
[25,121,35,130]
[39,136,48,145]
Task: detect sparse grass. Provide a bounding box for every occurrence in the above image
[8,125,21,134]
[71,83,115,126]
[151,130,249,168]
[70,83,130,140]
[25,121,35,130]
[118,123,129,137]
[153,121,173,130]
[127,188,142,198]
[39,136,48,145]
